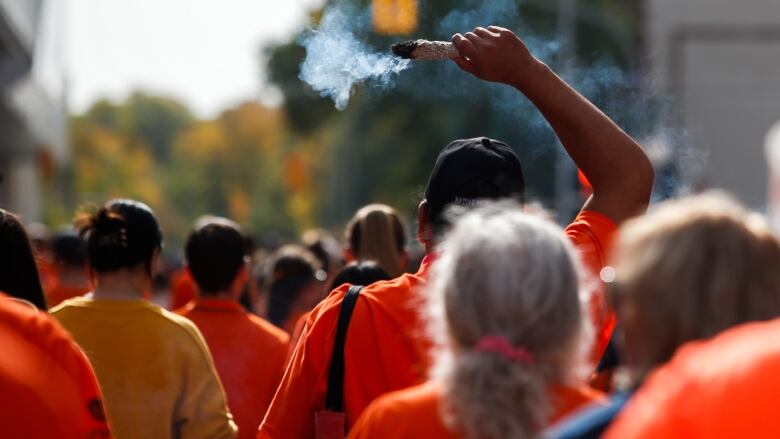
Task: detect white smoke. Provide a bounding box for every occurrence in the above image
[299,7,409,111]
[438,0,519,35]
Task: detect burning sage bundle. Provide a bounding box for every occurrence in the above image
[391,40,460,61]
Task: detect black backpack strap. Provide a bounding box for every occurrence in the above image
[596,332,621,372]
[325,285,364,412]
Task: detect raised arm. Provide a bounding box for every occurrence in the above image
[451,26,654,224]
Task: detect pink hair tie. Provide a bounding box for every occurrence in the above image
[474,336,535,365]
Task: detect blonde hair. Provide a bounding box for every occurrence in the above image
[345,204,407,278]
[428,201,583,439]
[615,191,780,381]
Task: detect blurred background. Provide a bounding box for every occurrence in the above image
[2,0,780,251]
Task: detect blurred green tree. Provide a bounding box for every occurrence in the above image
[67,96,312,250]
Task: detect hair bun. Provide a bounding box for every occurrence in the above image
[75,199,162,274]
[93,209,128,249]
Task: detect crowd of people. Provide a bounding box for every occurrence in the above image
[1,26,778,439]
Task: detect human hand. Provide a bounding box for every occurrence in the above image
[451,26,539,87]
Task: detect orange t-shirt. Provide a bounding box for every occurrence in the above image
[605,317,780,439]
[258,256,435,439]
[565,210,617,360]
[0,296,112,438]
[348,381,605,438]
[258,210,615,439]
[178,298,289,439]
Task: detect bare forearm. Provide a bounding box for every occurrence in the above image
[451,26,654,222]
[512,61,654,220]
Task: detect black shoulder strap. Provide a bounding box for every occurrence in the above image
[325,285,364,412]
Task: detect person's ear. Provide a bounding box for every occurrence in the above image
[87,265,97,290]
[417,200,433,245]
[145,248,161,279]
[232,260,249,299]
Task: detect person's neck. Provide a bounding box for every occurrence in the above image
[201,290,235,301]
[92,271,148,301]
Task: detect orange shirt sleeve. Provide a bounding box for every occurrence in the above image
[286,312,310,363]
[564,210,617,361]
[258,285,348,439]
[564,210,616,279]
[0,298,113,438]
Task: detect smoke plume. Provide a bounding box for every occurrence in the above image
[296,1,695,195]
[299,7,409,111]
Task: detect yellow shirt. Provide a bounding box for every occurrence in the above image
[52,297,237,439]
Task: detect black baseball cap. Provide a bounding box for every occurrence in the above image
[424,137,525,231]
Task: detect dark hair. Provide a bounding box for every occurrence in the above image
[185,216,247,295]
[0,209,47,310]
[329,261,392,291]
[75,199,162,274]
[266,245,321,328]
[51,233,87,268]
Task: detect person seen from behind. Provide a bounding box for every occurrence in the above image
[177,216,290,439]
[350,202,604,438]
[46,232,91,307]
[0,209,48,310]
[343,204,408,278]
[287,261,394,356]
[265,244,326,334]
[51,199,236,439]
[287,202,406,351]
[549,192,780,438]
[259,25,653,439]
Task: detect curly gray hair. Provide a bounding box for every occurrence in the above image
[428,201,584,439]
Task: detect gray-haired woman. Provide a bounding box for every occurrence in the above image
[349,202,604,439]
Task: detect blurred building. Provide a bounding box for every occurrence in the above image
[645,0,780,207]
[0,0,66,221]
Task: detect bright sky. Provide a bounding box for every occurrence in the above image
[62,0,324,117]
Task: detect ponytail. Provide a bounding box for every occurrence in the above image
[440,348,548,439]
[346,204,407,278]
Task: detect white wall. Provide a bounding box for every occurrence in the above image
[646,0,780,207]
